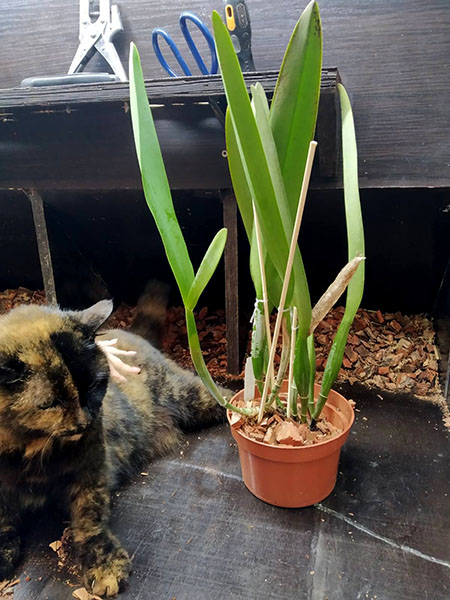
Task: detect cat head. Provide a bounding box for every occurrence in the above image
[0,300,113,448]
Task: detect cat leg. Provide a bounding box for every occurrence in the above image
[0,494,21,580]
[69,483,131,597]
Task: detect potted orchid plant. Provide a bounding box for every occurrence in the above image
[129,0,364,507]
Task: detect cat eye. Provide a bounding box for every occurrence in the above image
[0,358,28,386]
[38,399,61,410]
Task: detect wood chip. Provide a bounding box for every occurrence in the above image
[274,421,304,446]
[1,288,442,407]
[73,589,90,600]
[229,412,244,429]
[49,540,62,552]
[72,589,102,600]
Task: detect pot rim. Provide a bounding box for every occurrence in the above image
[227,385,355,452]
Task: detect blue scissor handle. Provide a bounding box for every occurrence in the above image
[179,12,218,76]
[152,11,218,78]
[152,28,192,77]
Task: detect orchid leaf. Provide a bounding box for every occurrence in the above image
[269,0,322,216]
[314,84,365,419]
[212,11,291,290]
[186,229,228,311]
[129,43,194,302]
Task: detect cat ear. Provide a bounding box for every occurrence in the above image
[73,299,114,331]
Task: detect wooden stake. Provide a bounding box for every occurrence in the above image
[257,141,317,423]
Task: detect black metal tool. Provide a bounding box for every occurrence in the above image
[223,0,255,72]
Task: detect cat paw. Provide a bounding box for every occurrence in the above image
[85,547,131,598]
[0,531,20,580]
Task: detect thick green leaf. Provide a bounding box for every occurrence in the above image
[251,81,312,332]
[212,12,291,291]
[314,84,365,419]
[213,14,312,330]
[129,43,194,302]
[186,229,228,311]
[251,302,267,391]
[307,333,316,414]
[251,83,292,240]
[339,83,365,315]
[293,335,310,422]
[225,108,254,241]
[227,103,283,308]
[269,0,322,216]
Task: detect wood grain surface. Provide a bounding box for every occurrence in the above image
[0,71,339,190]
[0,0,449,187]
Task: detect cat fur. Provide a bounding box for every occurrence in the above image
[0,292,227,596]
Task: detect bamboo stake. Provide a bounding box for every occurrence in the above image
[257,140,317,423]
[286,307,298,419]
[253,202,275,388]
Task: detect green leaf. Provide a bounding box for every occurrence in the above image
[251,302,267,390]
[186,308,258,416]
[307,333,316,415]
[186,229,228,311]
[339,83,365,315]
[227,104,283,308]
[250,81,312,333]
[212,11,291,290]
[129,43,194,302]
[225,108,254,241]
[293,335,310,422]
[269,0,322,216]
[251,83,292,241]
[214,13,312,331]
[314,84,365,419]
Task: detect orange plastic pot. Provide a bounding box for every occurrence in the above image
[227,382,354,508]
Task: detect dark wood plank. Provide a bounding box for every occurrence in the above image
[221,192,240,374]
[1,0,448,188]
[0,69,338,108]
[23,189,57,304]
[0,72,339,191]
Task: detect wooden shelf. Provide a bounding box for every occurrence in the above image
[0,69,340,191]
[0,69,339,109]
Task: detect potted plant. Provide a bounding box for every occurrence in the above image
[128,0,364,508]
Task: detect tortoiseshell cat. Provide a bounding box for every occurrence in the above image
[0,290,226,596]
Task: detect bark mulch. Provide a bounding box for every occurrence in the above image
[0,287,445,406]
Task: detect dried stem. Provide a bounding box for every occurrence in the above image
[309,256,365,335]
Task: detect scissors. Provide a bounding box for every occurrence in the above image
[152,12,218,78]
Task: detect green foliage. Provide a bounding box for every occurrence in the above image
[129,0,364,427]
[269,1,323,217]
[129,42,256,414]
[129,43,194,303]
[313,84,365,419]
[186,229,228,311]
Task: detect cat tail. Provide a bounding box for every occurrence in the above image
[128,280,169,348]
